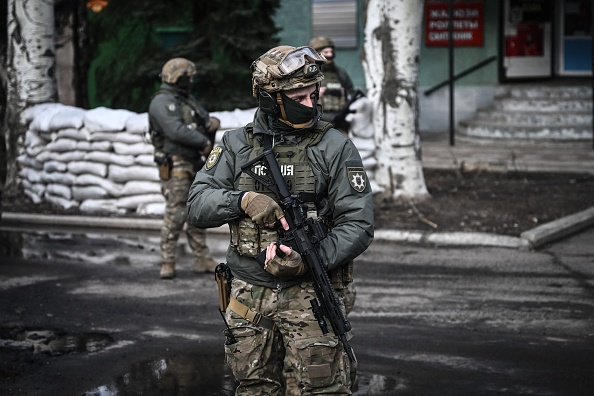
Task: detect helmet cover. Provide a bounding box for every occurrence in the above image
[161,58,197,85]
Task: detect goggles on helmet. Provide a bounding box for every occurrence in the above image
[277,46,326,76]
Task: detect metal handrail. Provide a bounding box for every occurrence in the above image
[424,55,497,96]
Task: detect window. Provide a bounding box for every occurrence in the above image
[312,0,358,48]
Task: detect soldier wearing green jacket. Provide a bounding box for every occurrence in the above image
[187,46,374,395]
[149,58,219,279]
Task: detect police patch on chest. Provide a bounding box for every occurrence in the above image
[205,146,223,170]
[347,167,367,192]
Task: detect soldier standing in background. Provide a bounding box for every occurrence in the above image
[309,36,355,135]
[187,45,374,395]
[148,58,219,279]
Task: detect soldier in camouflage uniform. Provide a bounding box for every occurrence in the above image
[187,46,374,395]
[148,58,219,279]
[308,36,355,135]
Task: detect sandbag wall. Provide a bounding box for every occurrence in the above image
[16,100,378,216]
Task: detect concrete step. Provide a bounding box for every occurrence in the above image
[497,85,593,99]
[472,110,593,126]
[458,121,592,140]
[493,97,593,112]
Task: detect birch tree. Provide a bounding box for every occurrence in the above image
[3,0,57,188]
[362,0,429,199]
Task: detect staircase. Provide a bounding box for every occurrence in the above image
[458,82,593,141]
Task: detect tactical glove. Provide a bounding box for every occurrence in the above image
[265,245,306,277]
[205,117,220,135]
[199,140,212,156]
[241,191,284,227]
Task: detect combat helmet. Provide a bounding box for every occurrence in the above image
[160,58,196,85]
[251,46,326,128]
[309,36,335,52]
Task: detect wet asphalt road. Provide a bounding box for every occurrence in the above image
[0,225,593,395]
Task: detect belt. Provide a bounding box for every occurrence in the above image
[228,297,277,331]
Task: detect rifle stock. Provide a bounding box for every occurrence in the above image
[241,149,357,364]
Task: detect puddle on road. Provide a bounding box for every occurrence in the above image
[82,353,399,396]
[0,326,114,355]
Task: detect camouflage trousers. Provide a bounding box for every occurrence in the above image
[224,278,352,395]
[160,160,209,264]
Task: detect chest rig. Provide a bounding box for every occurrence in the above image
[320,69,346,113]
[230,122,331,258]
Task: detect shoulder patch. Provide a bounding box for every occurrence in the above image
[167,103,176,112]
[347,166,367,193]
[205,146,223,170]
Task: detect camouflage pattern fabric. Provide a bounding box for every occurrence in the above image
[224,278,352,395]
[160,159,209,264]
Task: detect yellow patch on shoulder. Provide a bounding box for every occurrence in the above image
[205,146,223,170]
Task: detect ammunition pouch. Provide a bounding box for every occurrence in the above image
[330,260,354,289]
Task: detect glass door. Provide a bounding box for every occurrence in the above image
[502,0,553,79]
[558,0,592,76]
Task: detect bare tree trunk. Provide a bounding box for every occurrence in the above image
[362,0,429,199]
[4,0,57,188]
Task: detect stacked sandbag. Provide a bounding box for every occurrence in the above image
[17,101,378,215]
[19,104,163,215]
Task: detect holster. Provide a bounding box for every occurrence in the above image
[154,151,172,181]
[215,263,233,312]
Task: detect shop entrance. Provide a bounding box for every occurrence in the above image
[502,0,592,80]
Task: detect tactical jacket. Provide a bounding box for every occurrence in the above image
[187,110,374,290]
[148,83,211,164]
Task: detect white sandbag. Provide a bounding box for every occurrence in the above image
[25,130,48,148]
[46,183,72,200]
[346,97,375,139]
[108,164,159,183]
[84,151,135,166]
[44,193,78,209]
[125,112,149,133]
[26,103,67,132]
[21,103,57,124]
[74,174,124,197]
[112,142,153,156]
[135,154,155,166]
[19,167,43,183]
[25,145,46,158]
[17,154,43,170]
[84,107,135,132]
[76,141,92,151]
[56,127,91,141]
[22,179,46,197]
[80,199,127,215]
[56,151,87,162]
[40,171,77,185]
[89,141,112,151]
[351,137,376,152]
[72,185,110,201]
[362,156,378,170]
[23,189,43,204]
[67,161,107,177]
[48,106,86,130]
[121,180,161,196]
[211,107,256,129]
[137,202,165,216]
[116,193,164,209]
[43,160,67,173]
[46,138,78,152]
[90,131,144,144]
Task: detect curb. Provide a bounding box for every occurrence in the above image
[2,207,594,249]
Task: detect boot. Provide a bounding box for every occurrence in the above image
[160,261,176,279]
[193,256,218,274]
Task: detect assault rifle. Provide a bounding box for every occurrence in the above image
[330,89,365,131]
[241,149,357,364]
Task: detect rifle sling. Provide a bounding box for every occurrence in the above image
[228,297,277,331]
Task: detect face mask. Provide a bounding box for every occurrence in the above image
[280,91,317,125]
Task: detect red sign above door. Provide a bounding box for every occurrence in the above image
[425,1,484,47]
